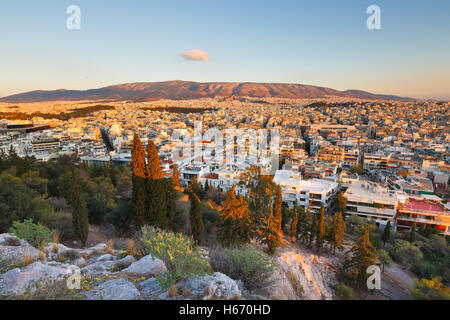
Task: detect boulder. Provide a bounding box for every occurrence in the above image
[96,254,113,262]
[121,255,166,277]
[80,261,115,276]
[0,234,39,266]
[86,278,140,300]
[113,255,136,270]
[176,272,241,300]
[139,277,162,297]
[0,262,71,295]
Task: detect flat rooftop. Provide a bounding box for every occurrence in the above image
[345,180,397,205]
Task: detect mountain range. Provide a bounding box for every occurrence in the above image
[0,81,411,103]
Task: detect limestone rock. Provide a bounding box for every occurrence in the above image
[0,262,71,295]
[176,272,241,300]
[121,255,166,277]
[87,278,140,300]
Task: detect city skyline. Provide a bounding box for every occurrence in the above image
[1,0,450,100]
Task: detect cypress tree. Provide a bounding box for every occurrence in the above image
[146,140,164,180]
[290,203,298,242]
[189,192,204,246]
[299,205,310,243]
[316,205,327,253]
[274,185,283,234]
[382,221,391,247]
[309,208,318,247]
[329,211,346,254]
[171,164,181,191]
[146,139,168,229]
[218,185,252,247]
[263,206,282,255]
[131,133,148,228]
[346,224,378,287]
[70,173,89,247]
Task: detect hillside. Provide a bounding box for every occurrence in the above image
[0,81,411,103]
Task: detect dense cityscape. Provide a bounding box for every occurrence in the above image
[0,0,449,310]
[0,96,449,301]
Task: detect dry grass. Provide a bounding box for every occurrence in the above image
[38,241,47,261]
[105,240,114,254]
[126,239,135,256]
[168,284,178,297]
[22,251,34,267]
[51,232,60,253]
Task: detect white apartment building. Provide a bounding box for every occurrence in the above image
[273,169,339,212]
[344,180,398,227]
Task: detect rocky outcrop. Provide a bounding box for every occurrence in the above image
[175,272,241,300]
[121,255,167,277]
[0,234,39,266]
[86,279,140,300]
[0,262,70,295]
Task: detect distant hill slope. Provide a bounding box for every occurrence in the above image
[0,81,411,103]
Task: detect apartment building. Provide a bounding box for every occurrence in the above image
[31,138,60,153]
[273,169,339,212]
[363,152,391,171]
[344,180,398,227]
[396,196,450,235]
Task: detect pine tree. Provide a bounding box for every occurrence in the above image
[409,222,416,243]
[274,185,283,234]
[329,211,346,254]
[70,173,89,247]
[316,205,327,253]
[290,203,298,242]
[337,191,347,215]
[382,221,391,247]
[187,177,201,197]
[218,185,252,247]
[346,224,378,287]
[189,192,204,246]
[131,133,148,228]
[262,206,282,255]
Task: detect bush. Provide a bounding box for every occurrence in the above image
[209,245,274,290]
[139,226,211,289]
[335,283,358,300]
[411,277,450,300]
[9,219,53,247]
[107,200,133,235]
[38,210,73,241]
[201,201,219,234]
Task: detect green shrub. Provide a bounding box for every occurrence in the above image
[139,226,211,289]
[411,277,450,300]
[335,282,358,300]
[9,219,53,247]
[209,245,274,290]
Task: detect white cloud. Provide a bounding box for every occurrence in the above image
[180,49,210,61]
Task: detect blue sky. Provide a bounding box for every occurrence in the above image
[0,0,449,99]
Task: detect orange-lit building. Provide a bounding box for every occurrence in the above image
[396,197,450,235]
